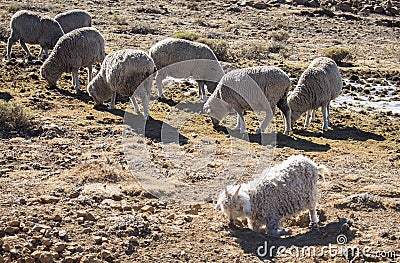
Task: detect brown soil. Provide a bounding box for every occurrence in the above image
[0,0,399,262]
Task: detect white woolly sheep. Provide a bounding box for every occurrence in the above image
[288,57,343,131]
[87,49,155,119]
[54,9,92,33]
[149,38,225,101]
[215,154,329,237]
[40,27,105,91]
[203,66,292,135]
[6,10,64,60]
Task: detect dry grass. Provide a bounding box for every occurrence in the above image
[0,99,33,133]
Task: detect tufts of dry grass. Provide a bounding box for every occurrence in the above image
[324,46,350,64]
[0,99,33,133]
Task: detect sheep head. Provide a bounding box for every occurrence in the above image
[40,61,62,88]
[215,184,251,224]
[203,96,230,125]
[87,75,112,106]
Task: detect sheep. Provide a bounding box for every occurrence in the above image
[40,27,105,91]
[288,57,343,131]
[87,49,155,119]
[6,10,64,60]
[203,66,292,135]
[149,38,225,101]
[215,154,329,237]
[54,9,92,33]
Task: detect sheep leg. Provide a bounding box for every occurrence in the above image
[87,65,93,83]
[277,97,292,135]
[267,219,291,237]
[322,104,329,131]
[44,48,49,59]
[234,111,246,134]
[155,72,164,98]
[256,109,274,135]
[108,92,116,110]
[38,48,43,60]
[304,110,312,127]
[308,209,319,228]
[72,68,80,91]
[326,102,330,126]
[142,92,149,120]
[19,40,32,60]
[310,109,316,122]
[197,80,207,101]
[6,35,16,59]
[130,96,141,114]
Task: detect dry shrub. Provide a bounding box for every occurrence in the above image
[0,99,33,132]
[197,37,231,62]
[324,46,350,63]
[269,29,289,41]
[171,31,200,41]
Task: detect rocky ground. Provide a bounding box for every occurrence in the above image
[0,0,399,262]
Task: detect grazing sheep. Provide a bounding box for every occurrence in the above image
[6,10,64,60]
[149,38,225,100]
[215,155,329,237]
[55,9,92,33]
[288,57,343,131]
[203,66,292,135]
[40,27,105,90]
[87,49,155,119]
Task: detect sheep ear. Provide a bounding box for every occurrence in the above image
[234,185,241,196]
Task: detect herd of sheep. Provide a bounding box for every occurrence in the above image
[5,9,344,237]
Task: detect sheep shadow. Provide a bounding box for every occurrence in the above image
[51,86,93,103]
[124,111,189,145]
[296,125,385,141]
[157,96,178,107]
[230,218,355,260]
[222,129,330,152]
[0,92,13,101]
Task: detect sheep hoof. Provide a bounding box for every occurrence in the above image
[271,228,292,237]
[308,222,319,229]
[284,130,293,136]
[255,129,261,135]
[108,105,115,110]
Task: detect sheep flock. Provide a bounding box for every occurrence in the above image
[5,8,350,238]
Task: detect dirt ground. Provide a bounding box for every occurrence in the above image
[0,0,399,262]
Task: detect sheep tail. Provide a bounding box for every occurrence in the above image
[317,165,330,182]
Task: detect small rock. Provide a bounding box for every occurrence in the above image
[373,5,385,14]
[4,226,19,234]
[31,250,41,259]
[86,115,95,120]
[25,257,35,263]
[100,250,112,259]
[63,257,74,263]
[76,211,96,221]
[58,230,68,241]
[7,220,20,227]
[53,242,66,253]
[140,205,154,213]
[166,214,175,220]
[38,252,53,263]
[40,195,60,204]
[28,72,39,80]
[52,214,62,221]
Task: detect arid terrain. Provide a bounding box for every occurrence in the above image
[0,0,399,262]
